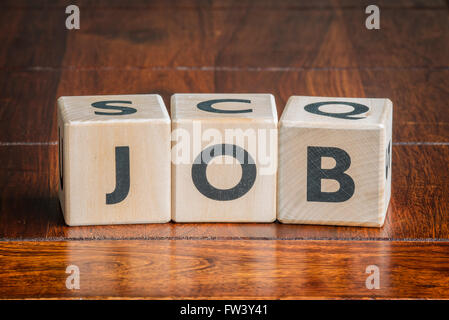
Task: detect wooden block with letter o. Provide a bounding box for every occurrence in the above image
[278,96,392,227]
[57,94,171,226]
[171,94,278,222]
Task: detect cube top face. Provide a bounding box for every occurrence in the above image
[58,94,169,124]
[281,96,392,129]
[171,93,277,122]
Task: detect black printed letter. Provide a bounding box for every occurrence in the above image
[106,146,130,204]
[197,99,252,114]
[191,144,256,201]
[304,101,369,120]
[58,127,63,190]
[386,140,391,180]
[92,100,137,116]
[307,146,355,202]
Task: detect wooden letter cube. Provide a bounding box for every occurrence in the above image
[278,96,392,227]
[171,94,278,222]
[57,94,171,226]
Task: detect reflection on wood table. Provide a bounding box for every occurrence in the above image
[1,240,449,299]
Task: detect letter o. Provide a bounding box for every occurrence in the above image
[191,144,257,201]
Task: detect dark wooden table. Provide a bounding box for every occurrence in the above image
[0,0,448,299]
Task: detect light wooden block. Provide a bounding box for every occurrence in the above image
[171,94,278,222]
[57,94,171,226]
[278,96,392,227]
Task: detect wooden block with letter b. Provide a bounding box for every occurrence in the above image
[57,94,171,226]
[171,94,278,222]
[278,96,393,227]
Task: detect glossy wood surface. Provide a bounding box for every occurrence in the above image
[0,0,448,299]
[1,240,449,299]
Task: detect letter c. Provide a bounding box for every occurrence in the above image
[197,99,252,114]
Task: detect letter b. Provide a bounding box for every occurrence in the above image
[307,146,355,202]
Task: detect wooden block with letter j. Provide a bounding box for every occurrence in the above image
[57,94,171,226]
[278,96,393,227]
[171,94,278,222]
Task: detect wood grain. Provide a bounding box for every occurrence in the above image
[3,68,447,143]
[1,240,449,299]
[215,69,449,142]
[2,0,446,9]
[61,6,449,68]
[1,3,447,69]
[0,145,59,239]
[0,71,62,142]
